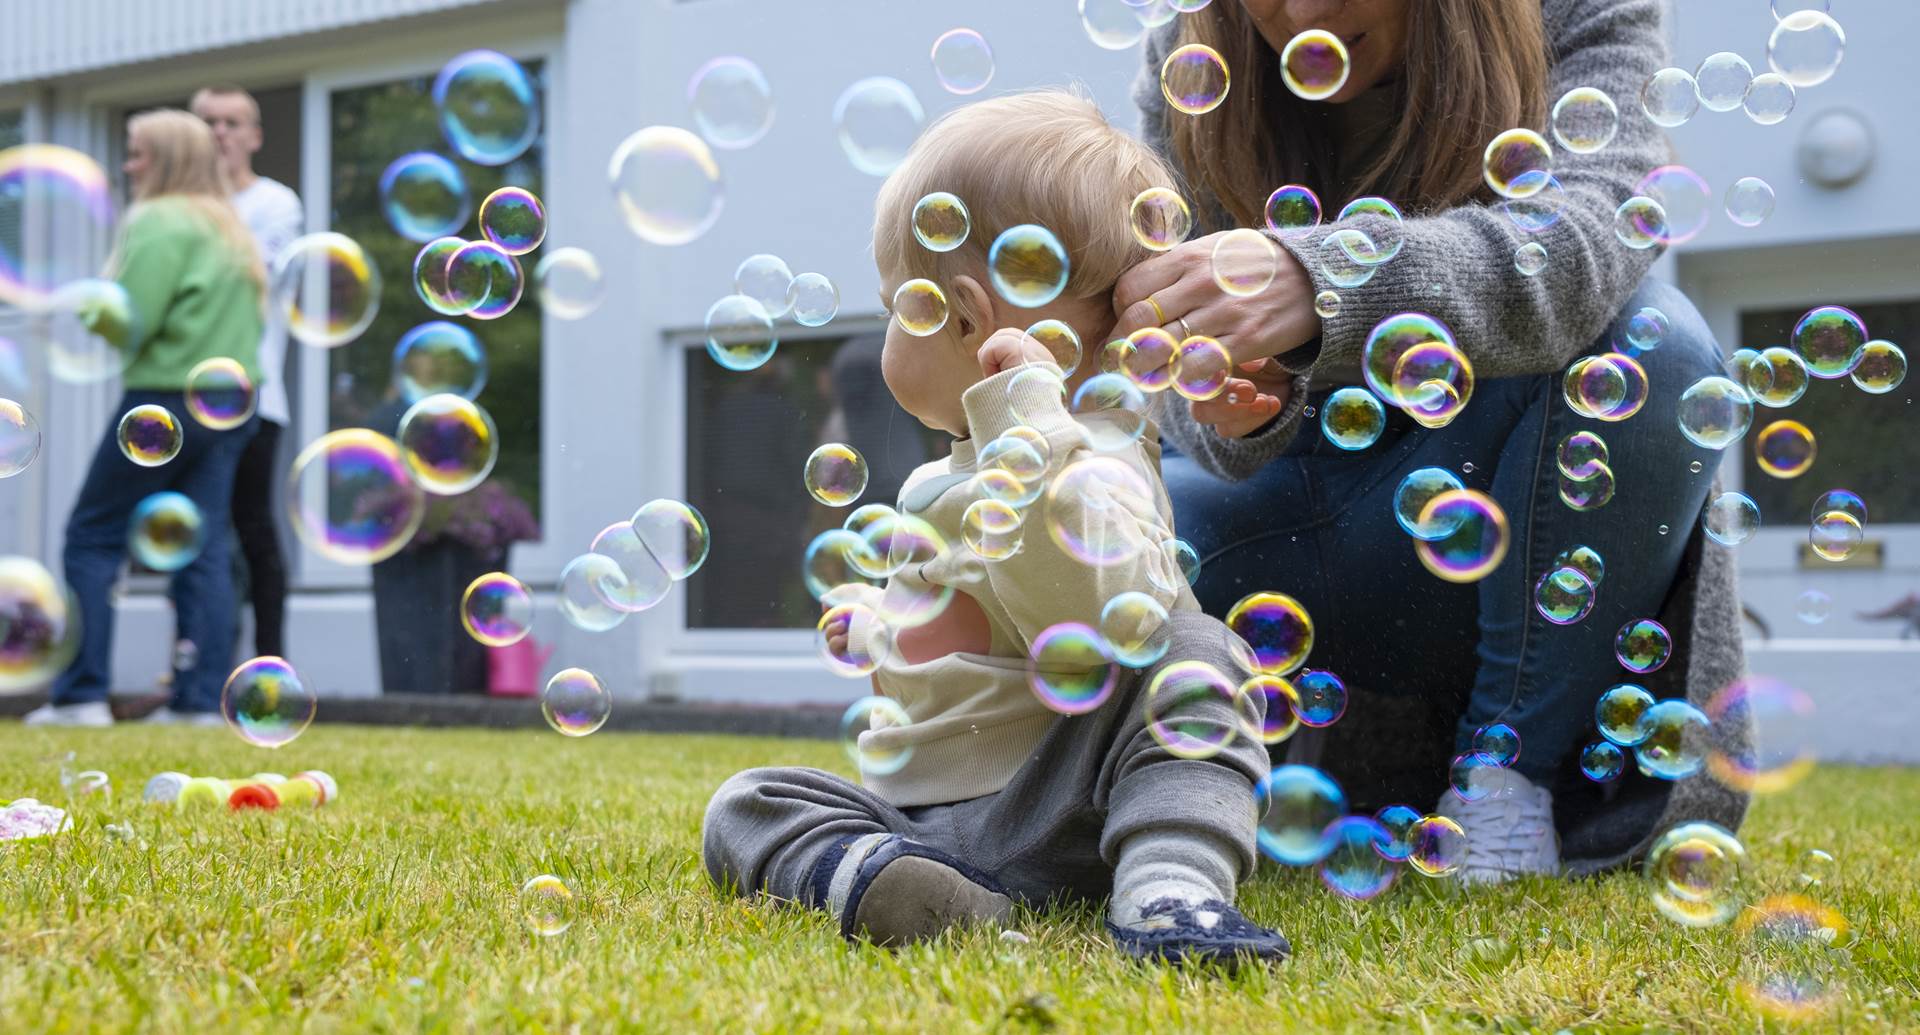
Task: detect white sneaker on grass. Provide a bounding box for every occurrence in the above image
[21,701,114,728]
[142,708,224,728]
[1435,767,1560,885]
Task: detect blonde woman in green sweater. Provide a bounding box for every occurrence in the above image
[25,110,265,728]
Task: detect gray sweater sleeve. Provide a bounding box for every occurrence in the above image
[1135,0,1672,481]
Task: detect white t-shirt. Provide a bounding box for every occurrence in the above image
[233,176,304,426]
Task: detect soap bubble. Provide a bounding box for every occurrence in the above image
[1706,676,1816,794]
[285,430,425,566]
[1624,307,1670,352]
[1482,128,1552,200]
[1414,490,1510,584]
[519,875,575,937]
[1580,741,1625,782]
[687,56,774,149]
[1068,375,1149,452]
[633,499,709,581]
[805,444,867,507]
[1225,591,1313,675]
[1394,467,1465,540]
[221,656,316,748]
[1743,72,1797,125]
[1563,354,1648,421]
[1614,196,1669,250]
[1702,492,1760,547]
[989,225,1070,308]
[1641,68,1700,128]
[1473,722,1521,768]
[116,404,182,467]
[1237,674,1300,744]
[1449,751,1504,802]
[1017,323,1075,381]
[705,294,777,371]
[588,521,672,613]
[378,152,471,243]
[1502,175,1568,234]
[1171,336,1232,402]
[1362,312,1455,408]
[534,248,604,320]
[1808,510,1862,562]
[1754,420,1816,479]
[1122,327,1176,393]
[1292,669,1347,727]
[270,233,381,348]
[786,272,839,328]
[912,192,970,253]
[1337,196,1405,262]
[445,239,523,320]
[1280,29,1350,101]
[1791,305,1867,379]
[1694,52,1753,112]
[1514,242,1549,276]
[1317,816,1397,900]
[1255,764,1345,866]
[1129,187,1191,252]
[477,186,546,255]
[432,50,539,166]
[396,393,498,496]
[1646,821,1746,926]
[1551,86,1619,153]
[0,145,115,309]
[1637,165,1712,246]
[1615,619,1673,674]
[1850,341,1906,393]
[1637,700,1711,780]
[835,77,923,176]
[392,321,486,403]
[1810,488,1865,526]
[1725,177,1776,228]
[1317,229,1381,289]
[129,492,204,572]
[1676,376,1754,450]
[1767,10,1845,88]
[1596,683,1655,746]
[931,28,995,95]
[461,572,533,647]
[1027,622,1118,715]
[1144,660,1240,760]
[1160,43,1231,116]
[1078,0,1150,50]
[557,554,629,633]
[1320,387,1385,450]
[412,237,469,316]
[0,556,79,694]
[1098,591,1170,668]
[1557,430,1610,480]
[1314,291,1342,318]
[1559,463,1616,511]
[609,126,724,246]
[542,667,611,737]
[1534,566,1596,625]
[731,253,794,322]
[961,499,1023,561]
[1373,805,1420,861]
[1264,184,1322,232]
[890,279,948,337]
[1407,816,1468,877]
[46,278,137,384]
[1045,456,1153,565]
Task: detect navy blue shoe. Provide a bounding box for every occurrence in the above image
[1106,897,1292,968]
[807,834,1013,947]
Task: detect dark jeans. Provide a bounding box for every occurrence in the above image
[1165,278,1722,786]
[52,392,257,713]
[232,418,287,657]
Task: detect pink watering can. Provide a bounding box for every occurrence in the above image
[488,635,554,697]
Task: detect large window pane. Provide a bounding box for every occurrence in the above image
[1739,300,1920,525]
[683,332,946,629]
[326,66,545,524]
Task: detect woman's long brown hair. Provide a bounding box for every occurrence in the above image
[1165,1,1550,223]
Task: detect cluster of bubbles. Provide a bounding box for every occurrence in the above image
[1257,765,1470,899]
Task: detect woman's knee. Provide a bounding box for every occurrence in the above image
[1625,278,1722,374]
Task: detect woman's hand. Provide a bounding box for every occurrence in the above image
[1192,359,1293,439]
[1111,230,1321,373]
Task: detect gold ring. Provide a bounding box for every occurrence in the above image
[1145,295,1167,325]
[1174,316,1193,340]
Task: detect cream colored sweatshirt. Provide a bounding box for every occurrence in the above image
[848,363,1200,807]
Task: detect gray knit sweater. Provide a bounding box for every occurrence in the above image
[1134,0,1750,871]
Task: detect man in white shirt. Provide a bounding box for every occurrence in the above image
[192,85,303,658]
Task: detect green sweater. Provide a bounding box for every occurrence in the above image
[108,198,264,390]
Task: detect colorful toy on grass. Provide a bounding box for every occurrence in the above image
[142,769,338,812]
[0,798,73,842]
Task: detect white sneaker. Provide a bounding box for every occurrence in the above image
[142,708,224,728]
[21,701,115,728]
[1435,767,1560,885]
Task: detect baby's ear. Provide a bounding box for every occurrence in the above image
[949,274,995,343]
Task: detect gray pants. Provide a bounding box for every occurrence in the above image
[702,610,1270,909]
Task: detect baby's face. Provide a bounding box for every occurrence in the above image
[877,266,1117,439]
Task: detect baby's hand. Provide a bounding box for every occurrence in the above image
[1192,359,1293,439]
[977,328,1054,377]
[821,609,852,659]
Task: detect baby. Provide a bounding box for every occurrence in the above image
[701,90,1287,967]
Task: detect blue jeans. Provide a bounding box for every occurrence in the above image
[1165,279,1723,785]
[52,392,257,713]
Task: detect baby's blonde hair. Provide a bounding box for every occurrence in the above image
[873,88,1178,328]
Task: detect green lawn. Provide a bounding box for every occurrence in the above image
[1,724,1914,1033]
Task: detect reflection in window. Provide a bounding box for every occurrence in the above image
[684,332,947,629]
[0,110,22,284]
[326,65,545,523]
[1739,300,1919,525]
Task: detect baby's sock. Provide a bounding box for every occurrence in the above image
[1109,828,1239,929]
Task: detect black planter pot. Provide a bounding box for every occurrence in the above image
[370,541,498,694]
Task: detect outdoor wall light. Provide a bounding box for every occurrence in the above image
[1796,108,1875,189]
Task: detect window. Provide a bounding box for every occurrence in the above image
[682,330,947,629]
[325,64,546,524]
[1739,301,1920,526]
[0,109,22,285]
